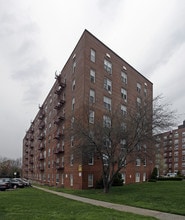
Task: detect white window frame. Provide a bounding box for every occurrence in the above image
[90,69,95,83]
[103,115,111,128]
[72,79,75,91]
[121,71,127,84]
[104,78,112,94]
[89,110,95,124]
[103,96,111,111]
[121,105,127,116]
[72,97,75,111]
[70,154,74,166]
[88,174,93,187]
[70,174,73,186]
[135,172,140,182]
[89,89,95,103]
[90,49,95,62]
[136,158,141,166]
[137,83,141,93]
[121,88,127,102]
[104,59,112,74]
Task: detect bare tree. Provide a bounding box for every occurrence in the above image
[0,157,22,178]
[72,95,176,193]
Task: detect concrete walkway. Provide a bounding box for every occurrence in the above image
[33,186,185,220]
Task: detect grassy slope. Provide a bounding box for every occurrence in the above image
[54,181,185,215]
[0,188,156,220]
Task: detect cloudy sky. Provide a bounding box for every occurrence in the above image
[1,0,185,159]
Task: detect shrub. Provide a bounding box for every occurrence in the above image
[150,167,158,180]
[112,173,124,186]
[157,177,183,181]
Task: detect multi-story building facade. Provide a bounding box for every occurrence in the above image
[22,30,153,189]
[155,121,185,176]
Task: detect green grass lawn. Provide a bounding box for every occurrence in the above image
[0,188,156,220]
[53,181,185,215]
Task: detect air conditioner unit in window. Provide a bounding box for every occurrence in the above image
[106,53,111,58]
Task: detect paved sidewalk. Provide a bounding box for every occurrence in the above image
[33,186,185,220]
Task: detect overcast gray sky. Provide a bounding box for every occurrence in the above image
[1,0,185,159]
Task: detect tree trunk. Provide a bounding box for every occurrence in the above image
[103,182,110,193]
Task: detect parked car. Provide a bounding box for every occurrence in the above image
[13,178,31,187]
[0,178,11,191]
[10,178,24,188]
[166,173,177,177]
[21,178,32,187]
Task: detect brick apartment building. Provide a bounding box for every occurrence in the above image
[155,121,185,176]
[22,30,154,189]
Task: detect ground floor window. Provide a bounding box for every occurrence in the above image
[88,174,93,187]
[61,173,64,185]
[70,174,73,186]
[121,173,126,184]
[135,172,140,182]
[143,172,146,182]
[56,173,59,183]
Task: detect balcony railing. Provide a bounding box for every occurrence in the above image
[54,115,65,125]
[38,134,44,140]
[39,165,44,171]
[54,100,65,110]
[54,146,64,154]
[56,162,64,170]
[39,155,44,160]
[54,132,64,140]
[38,122,45,130]
[54,83,66,95]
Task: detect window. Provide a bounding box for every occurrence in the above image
[121,105,127,116]
[71,117,74,128]
[103,137,111,148]
[121,88,127,102]
[56,174,59,183]
[144,88,147,97]
[88,153,94,165]
[103,154,109,166]
[89,110,95,124]
[89,89,95,103]
[136,158,141,166]
[88,174,93,187]
[137,97,141,106]
[71,136,74,147]
[72,98,75,111]
[70,174,73,186]
[72,79,75,91]
[174,132,179,138]
[70,154,74,166]
[143,173,146,182]
[104,59,112,74]
[72,61,76,73]
[103,96,111,111]
[121,71,127,84]
[104,78,112,94]
[61,174,64,185]
[90,49,95,62]
[90,69,95,83]
[120,139,126,150]
[182,131,185,137]
[137,83,141,93]
[103,115,111,128]
[135,172,140,182]
[143,159,146,166]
